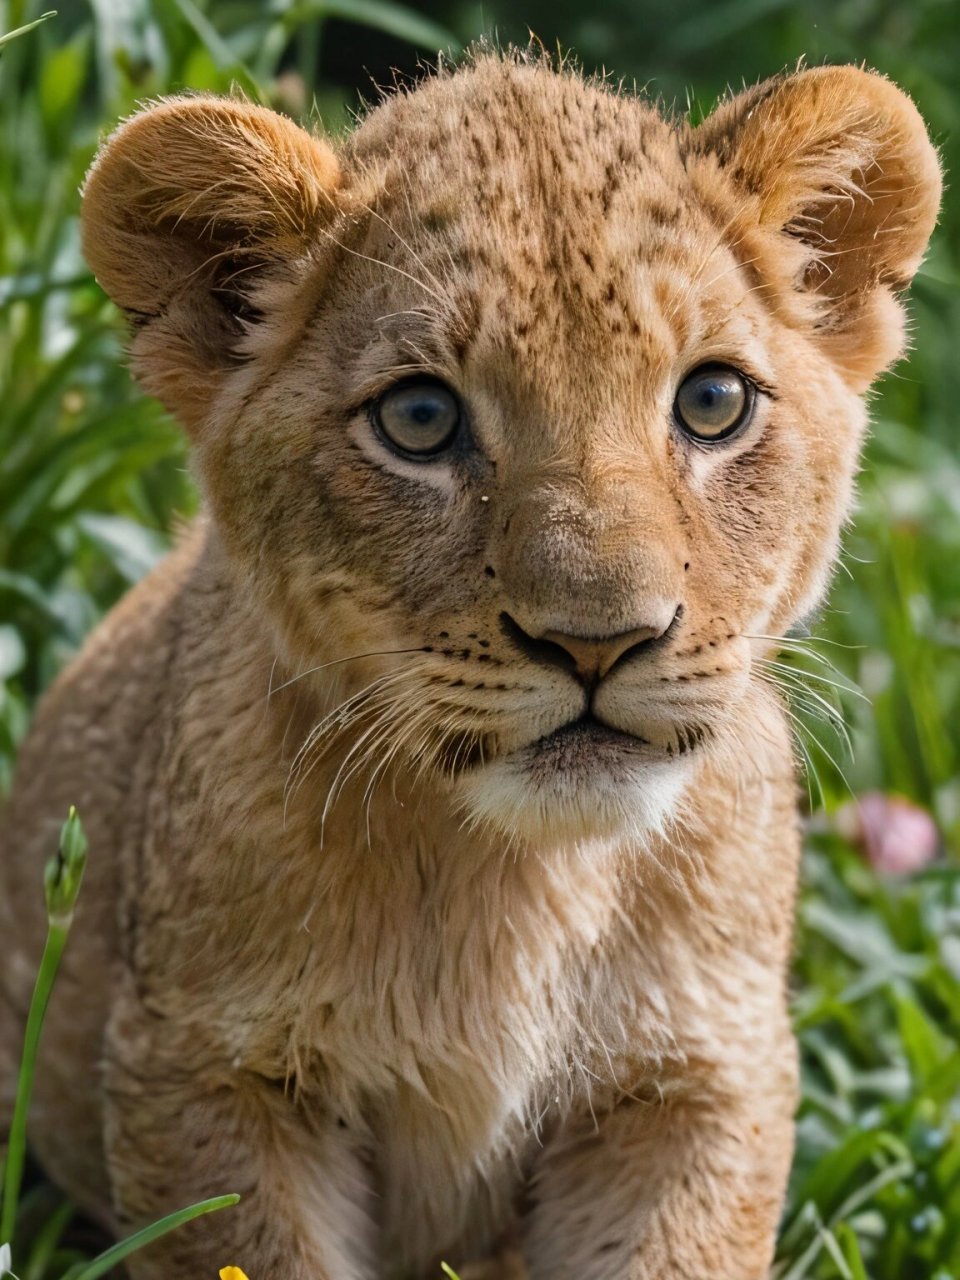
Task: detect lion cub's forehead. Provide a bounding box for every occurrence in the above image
[344,59,723,417]
[350,58,703,252]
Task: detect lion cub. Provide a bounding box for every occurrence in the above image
[0,52,940,1280]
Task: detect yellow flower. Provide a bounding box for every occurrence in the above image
[219,1269,249,1280]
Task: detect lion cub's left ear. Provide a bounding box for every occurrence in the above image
[82,97,341,432]
[692,66,942,392]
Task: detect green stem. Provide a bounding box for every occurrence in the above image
[60,1194,240,1280]
[0,922,69,1249]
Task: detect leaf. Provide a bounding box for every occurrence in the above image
[786,1130,910,1232]
[0,628,26,681]
[20,1197,71,1280]
[285,0,458,52]
[0,12,57,51]
[164,0,263,99]
[61,1195,240,1280]
[74,513,167,583]
[39,31,90,131]
[835,1224,869,1280]
[665,0,792,55]
[894,991,953,1085]
[0,573,61,623]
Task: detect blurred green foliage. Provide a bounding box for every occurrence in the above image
[0,1,958,1277]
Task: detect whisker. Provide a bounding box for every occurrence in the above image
[745,631,863,653]
[358,199,448,297]
[320,232,447,307]
[283,666,422,818]
[758,658,867,705]
[755,671,854,803]
[318,680,436,837]
[269,647,430,698]
[755,674,826,808]
[756,661,854,752]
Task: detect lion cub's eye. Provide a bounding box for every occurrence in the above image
[674,365,754,443]
[373,381,462,457]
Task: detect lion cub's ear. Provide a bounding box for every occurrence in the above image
[82,97,341,431]
[693,66,942,391]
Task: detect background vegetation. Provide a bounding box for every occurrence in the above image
[0,0,958,1276]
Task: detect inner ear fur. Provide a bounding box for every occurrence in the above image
[81,97,341,430]
[692,66,942,391]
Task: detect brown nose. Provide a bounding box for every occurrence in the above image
[540,627,663,684]
[502,611,677,687]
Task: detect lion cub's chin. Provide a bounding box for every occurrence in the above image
[454,721,694,848]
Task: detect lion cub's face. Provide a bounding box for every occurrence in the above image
[83,57,940,845]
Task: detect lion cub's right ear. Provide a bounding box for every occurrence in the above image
[82,97,341,432]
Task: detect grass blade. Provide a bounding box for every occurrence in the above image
[0,12,56,51]
[61,1195,241,1280]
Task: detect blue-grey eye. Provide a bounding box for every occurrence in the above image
[373,381,461,456]
[674,365,753,442]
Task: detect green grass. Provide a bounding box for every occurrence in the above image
[781,842,960,1278]
[1,2,958,1277]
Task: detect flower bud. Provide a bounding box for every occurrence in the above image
[44,806,88,927]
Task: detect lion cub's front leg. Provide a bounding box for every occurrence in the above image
[102,988,376,1280]
[522,1037,797,1280]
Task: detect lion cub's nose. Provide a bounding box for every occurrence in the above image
[502,611,677,687]
[540,626,666,685]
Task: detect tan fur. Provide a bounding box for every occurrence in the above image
[0,52,940,1279]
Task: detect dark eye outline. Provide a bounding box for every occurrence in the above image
[673,363,757,445]
[370,378,464,460]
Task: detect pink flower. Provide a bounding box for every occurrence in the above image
[835,792,940,875]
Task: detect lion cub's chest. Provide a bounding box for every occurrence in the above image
[225,821,676,1265]
[280,838,656,1268]
[294,842,626,1104]
[297,847,664,1117]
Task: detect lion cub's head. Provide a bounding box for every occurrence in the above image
[82,55,940,846]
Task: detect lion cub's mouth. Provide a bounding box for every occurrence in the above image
[526,713,649,777]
